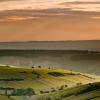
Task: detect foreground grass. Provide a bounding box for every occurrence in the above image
[37,82,100,100]
[1,82,100,100]
[0,66,98,92]
[0,66,100,100]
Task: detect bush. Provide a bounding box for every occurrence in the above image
[65,85,68,88]
[59,85,64,90]
[76,83,82,86]
[45,97,51,100]
[12,88,36,96]
[55,96,62,100]
[48,72,64,77]
[38,66,42,68]
[40,90,49,94]
[51,89,56,92]
[32,71,40,78]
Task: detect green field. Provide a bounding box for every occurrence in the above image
[0,66,100,100]
[37,82,100,100]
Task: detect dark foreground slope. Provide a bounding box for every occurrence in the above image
[1,82,100,100]
[38,82,100,100]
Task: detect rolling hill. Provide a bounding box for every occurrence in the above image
[37,82,100,100]
[0,40,100,51]
[0,50,100,75]
[0,66,100,100]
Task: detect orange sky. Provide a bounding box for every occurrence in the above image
[0,0,100,41]
[0,15,100,41]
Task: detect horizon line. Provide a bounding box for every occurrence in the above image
[0,39,100,43]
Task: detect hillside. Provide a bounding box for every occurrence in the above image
[0,50,100,75]
[38,82,100,100]
[0,66,99,91]
[0,40,100,51]
[0,66,100,100]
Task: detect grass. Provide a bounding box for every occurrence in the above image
[37,82,100,100]
[0,66,100,100]
[0,66,98,92]
[0,96,14,100]
[92,97,100,100]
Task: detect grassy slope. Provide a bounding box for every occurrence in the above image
[1,83,100,100]
[0,66,100,100]
[0,96,11,100]
[0,66,99,92]
[38,82,100,100]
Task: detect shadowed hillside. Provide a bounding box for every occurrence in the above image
[37,82,100,100]
[0,49,99,75]
[0,41,100,51]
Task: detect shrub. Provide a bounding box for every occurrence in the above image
[40,90,49,94]
[76,83,82,86]
[48,72,64,77]
[32,71,40,78]
[65,85,68,88]
[38,66,42,68]
[55,96,62,100]
[51,89,56,92]
[59,85,64,90]
[12,88,36,96]
[45,97,51,100]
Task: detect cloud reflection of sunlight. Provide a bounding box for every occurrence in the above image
[0,0,100,12]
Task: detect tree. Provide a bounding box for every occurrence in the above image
[38,66,41,68]
[59,85,64,90]
[77,83,82,86]
[12,88,36,96]
[26,88,36,97]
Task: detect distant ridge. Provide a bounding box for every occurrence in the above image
[0,40,100,51]
[0,40,100,43]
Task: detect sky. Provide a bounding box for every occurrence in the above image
[0,0,100,41]
[0,0,100,11]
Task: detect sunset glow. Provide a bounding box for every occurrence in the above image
[0,0,100,41]
[0,0,100,11]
